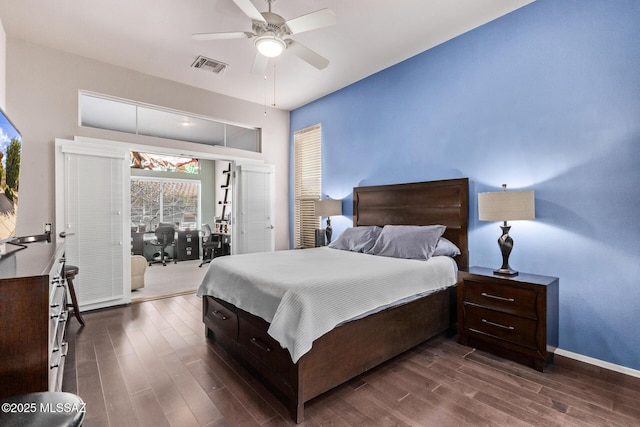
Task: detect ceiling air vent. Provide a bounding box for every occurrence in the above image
[191,56,228,74]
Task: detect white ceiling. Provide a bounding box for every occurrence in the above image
[0,0,534,111]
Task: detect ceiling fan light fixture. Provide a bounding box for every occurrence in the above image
[255,35,286,57]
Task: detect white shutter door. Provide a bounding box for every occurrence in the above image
[234,163,275,254]
[55,139,130,310]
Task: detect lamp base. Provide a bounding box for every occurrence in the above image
[493,267,519,277]
[495,224,518,277]
[325,217,333,244]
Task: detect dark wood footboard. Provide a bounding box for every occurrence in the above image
[203,286,455,423]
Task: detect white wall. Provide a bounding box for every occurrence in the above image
[0,18,6,109]
[6,38,290,249]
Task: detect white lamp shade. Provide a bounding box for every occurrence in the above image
[478,190,535,221]
[314,199,342,217]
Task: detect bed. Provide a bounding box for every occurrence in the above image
[199,178,469,422]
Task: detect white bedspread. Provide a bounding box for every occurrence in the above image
[197,247,457,363]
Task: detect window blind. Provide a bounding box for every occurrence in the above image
[293,124,321,248]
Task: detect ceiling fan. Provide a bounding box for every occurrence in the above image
[193,0,336,74]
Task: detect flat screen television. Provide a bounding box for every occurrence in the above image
[0,107,23,256]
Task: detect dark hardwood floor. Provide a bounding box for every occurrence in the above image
[63,294,640,426]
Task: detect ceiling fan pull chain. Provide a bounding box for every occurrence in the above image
[273,64,277,107]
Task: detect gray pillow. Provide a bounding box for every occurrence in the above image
[369,225,446,260]
[432,237,461,257]
[328,226,382,253]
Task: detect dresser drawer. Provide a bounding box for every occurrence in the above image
[237,317,291,379]
[49,284,66,348]
[462,278,538,319]
[204,297,238,340]
[463,304,538,350]
[48,341,68,391]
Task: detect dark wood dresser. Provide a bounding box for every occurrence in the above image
[0,242,67,398]
[457,267,559,372]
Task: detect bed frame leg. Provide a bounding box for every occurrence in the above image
[292,403,304,424]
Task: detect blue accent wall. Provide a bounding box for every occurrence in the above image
[290,0,640,371]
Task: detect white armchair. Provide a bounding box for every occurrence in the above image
[131,255,147,290]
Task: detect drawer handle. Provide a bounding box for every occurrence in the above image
[481,292,515,302]
[212,310,228,321]
[482,318,515,330]
[250,337,272,353]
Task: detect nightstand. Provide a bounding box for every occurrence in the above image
[457,267,559,372]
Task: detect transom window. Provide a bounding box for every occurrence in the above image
[79,91,261,152]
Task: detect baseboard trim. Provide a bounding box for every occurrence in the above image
[555,348,640,379]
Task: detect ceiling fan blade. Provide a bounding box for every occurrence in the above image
[232,0,266,23]
[192,31,253,41]
[285,40,329,70]
[285,9,336,34]
[251,52,268,75]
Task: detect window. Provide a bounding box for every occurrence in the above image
[130,151,199,174]
[293,124,322,248]
[130,178,200,231]
[79,92,261,152]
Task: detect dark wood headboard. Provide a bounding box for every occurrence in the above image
[353,178,469,268]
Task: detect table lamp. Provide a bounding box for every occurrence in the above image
[314,197,342,244]
[478,184,535,276]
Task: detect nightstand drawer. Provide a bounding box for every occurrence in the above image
[462,278,538,318]
[463,305,538,350]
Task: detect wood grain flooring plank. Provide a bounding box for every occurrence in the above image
[207,387,261,427]
[106,322,137,357]
[359,366,462,427]
[340,383,413,427]
[158,324,201,365]
[75,341,108,425]
[92,331,140,427]
[165,405,201,427]
[175,294,205,317]
[160,350,224,425]
[134,299,173,330]
[453,361,584,426]
[543,363,640,409]
[124,327,190,415]
[130,388,172,427]
[540,385,640,427]
[151,299,195,337]
[163,296,203,324]
[473,390,565,427]
[136,318,177,358]
[326,395,393,427]
[116,352,152,395]
[185,358,225,393]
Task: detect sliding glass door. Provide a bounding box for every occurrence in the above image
[130,178,200,231]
